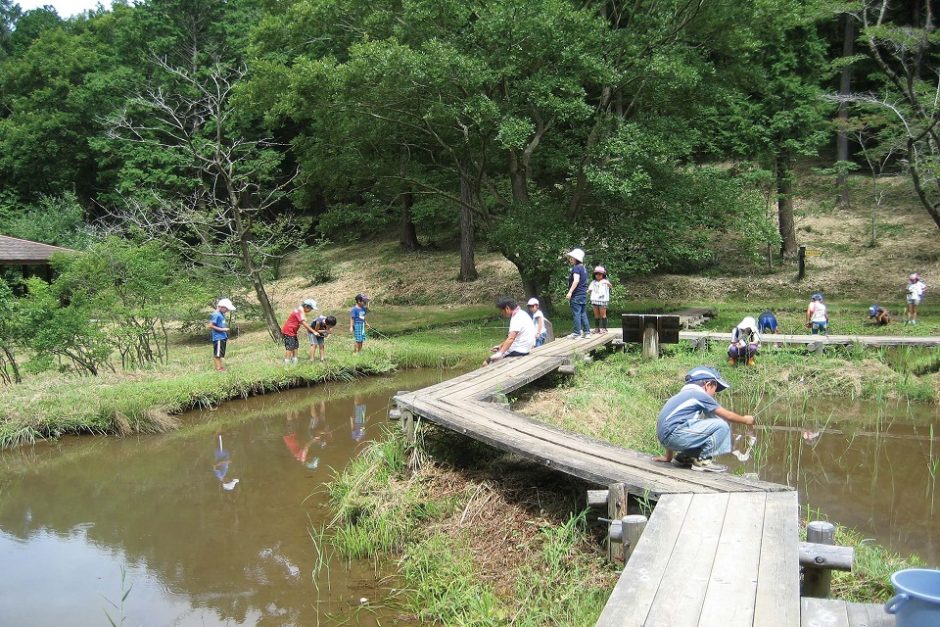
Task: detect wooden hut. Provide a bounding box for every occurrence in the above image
[0,235,76,281]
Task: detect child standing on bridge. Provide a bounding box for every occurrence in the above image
[906,273,927,325]
[652,366,755,473]
[588,266,613,334]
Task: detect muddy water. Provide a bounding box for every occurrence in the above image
[729,398,940,565]
[0,369,451,627]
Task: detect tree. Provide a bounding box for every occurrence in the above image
[0,278,21,384]
[104,59,298,341]
[843,1,940,230]
[0,0,20,59]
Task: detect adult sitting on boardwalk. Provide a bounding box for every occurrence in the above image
[484,298,536,366]
[652,366,755,473]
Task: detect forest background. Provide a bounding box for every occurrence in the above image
[1,0,939,379]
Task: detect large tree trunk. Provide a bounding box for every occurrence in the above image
[458,172,478,282]
[230,199,282,341]
[776,154,799,258]
[836,13,855,207]
[399,187,420,251]
[509,151,529,204]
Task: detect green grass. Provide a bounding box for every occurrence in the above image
[0,320,504,450]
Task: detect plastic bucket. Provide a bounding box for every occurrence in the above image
[884,569,940,627]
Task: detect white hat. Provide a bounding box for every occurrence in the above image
[217,298,236,311]
[527,297,540,306]
[303,298,318,309]
[566,248,585,263]
[738,316,757,332]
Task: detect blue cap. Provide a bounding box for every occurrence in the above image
[811,293,824,302]
[869,305,879,317]
[685,366,730,391]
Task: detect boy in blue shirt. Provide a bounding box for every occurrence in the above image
[652,366,754,473]
[350,294,369,353]
[208,298,235,371]
[757,310,779,334]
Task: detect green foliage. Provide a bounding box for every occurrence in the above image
[0,192,92,249]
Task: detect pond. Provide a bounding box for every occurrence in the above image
[0,369,451,627]
[728,397,940,565]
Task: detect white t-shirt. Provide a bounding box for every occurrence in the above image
[588,280,611,302]
[507,307,536,355]
[531,310,547,335]
[908,281,927,301]
[808,302,828,323]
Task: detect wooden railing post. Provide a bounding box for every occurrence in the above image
[803,521,836,598]
[607,483,628,562]
[641,323,660,359]
[621,515,648,562]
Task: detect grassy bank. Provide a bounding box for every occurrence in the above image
[324,432,617,626]
[0,318,503,449]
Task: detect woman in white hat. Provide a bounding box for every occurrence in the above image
[728,316,761,366]
[564,248,591,338]
[209,298,236,371]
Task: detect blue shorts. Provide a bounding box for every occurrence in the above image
[811,321,828,334]
[307,332,325,346]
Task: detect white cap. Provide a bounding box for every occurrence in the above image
[217,298,236,311]
[527,297,540,306]
[303,298,318,309]
[566,248,585,262]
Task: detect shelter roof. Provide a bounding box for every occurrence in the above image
[0,235,75,265]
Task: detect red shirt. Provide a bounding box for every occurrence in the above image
[281,308,305,336]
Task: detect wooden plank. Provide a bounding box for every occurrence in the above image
[644,493,730,626]
[596,494,694,627]
[847,602,894,627]
[801,598,849,627]
[755,492,800,626]
[698,492,767,627]
[799,541,854,571]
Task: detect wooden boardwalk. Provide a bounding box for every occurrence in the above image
[681,330,940,348]
[393,331,893,627]
[393,330,787,498]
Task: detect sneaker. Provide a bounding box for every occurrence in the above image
[691,458,728,473]
[581,332,590,338]
[671,454,693,468]
[567,333,581,339]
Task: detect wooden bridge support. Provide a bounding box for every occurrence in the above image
[804,521,836,598]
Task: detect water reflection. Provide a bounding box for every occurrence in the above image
[729,398,940,565]
[0,371,446,627]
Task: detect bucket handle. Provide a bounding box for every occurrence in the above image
[885,593,910,615]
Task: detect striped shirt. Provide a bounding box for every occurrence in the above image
[656,384,721,442]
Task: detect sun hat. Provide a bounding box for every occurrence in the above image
[302,298,318,309]
[811,293,824,302]
[684,366,730,391]
[593,265,606,275]
[566,248,585,263]
[527,297,540,306]
[909,273,920,282]
[216,298,236,311]
[737,316,757,332]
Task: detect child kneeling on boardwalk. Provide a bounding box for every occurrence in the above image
[652,366,754,474]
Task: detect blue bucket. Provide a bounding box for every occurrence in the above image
[885,569,940,627]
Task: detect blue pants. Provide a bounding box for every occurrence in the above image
[661,418,731,460]
[570,296,590,335]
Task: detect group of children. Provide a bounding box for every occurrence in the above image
[207,293,371,370]
[563,248,614,338]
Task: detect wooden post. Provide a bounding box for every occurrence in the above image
[587,489,609,509]
[804,521,836,598]
[401,409,416,444]
[607,483,628,562]
[621,515,648,562]
[797,246,806,280]
[641,323,660,359]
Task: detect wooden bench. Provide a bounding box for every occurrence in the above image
[597,491,801,626]
[800,598,894,627]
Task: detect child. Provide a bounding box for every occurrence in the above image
[527,297,549,347]
[564,248,591,338]
[282,299,318,365]
[350,294,369,353]
[208,298,235,371]
[757,310,779,334]
[728,316,761,366]
[868,304,890,326]
[587,265,613,334]
[906,273,927,324]
[805,293,829,334]
[307,314,338,361]
[652,366,755,473]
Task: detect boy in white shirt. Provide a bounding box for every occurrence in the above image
[906,273,927,325]
[485,298,536,366]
